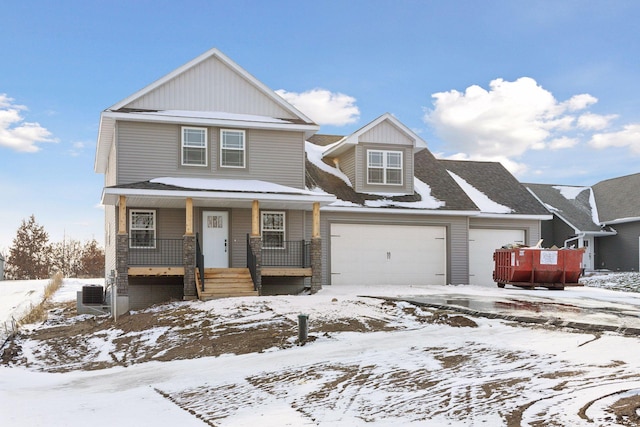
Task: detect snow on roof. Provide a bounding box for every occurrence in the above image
[151,177,320,196]
[447,171,513,214]
[553,185,600,225]
[365,178,445,209]
[305,141,352,186]
[553,185,589,200]
[135,110,291,124]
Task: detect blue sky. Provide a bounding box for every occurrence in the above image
[1,0,640,251]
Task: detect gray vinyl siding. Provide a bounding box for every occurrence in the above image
[124,55,296,119]
[542,217,576,248]
[355,144,414,194]
[596,222,640,271]
[194,207,307,269]
[468,218,542,246]
[116,121,305,188]
[360,121,414,146]
[315,211,469,286]
[337,147,356,187]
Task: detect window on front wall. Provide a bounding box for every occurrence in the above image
[181,127,207,166]
[130,210,156,248]
[220,129,245,168]
[367,150,403,185]
[261,211,285,249]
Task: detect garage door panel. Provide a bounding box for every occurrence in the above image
[469,228,525,286]
[331,224,446,286]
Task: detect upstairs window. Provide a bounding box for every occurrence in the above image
[130,210,156,248]
[261,211,285,249]
[367,150,403,185]
[220,129,245,168]
[181,127,207,166]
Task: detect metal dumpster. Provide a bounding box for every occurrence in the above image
[493,247,584,290]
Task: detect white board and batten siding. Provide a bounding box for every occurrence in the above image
[123,55,296,119]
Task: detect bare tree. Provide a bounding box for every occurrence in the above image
[79,239,105,278]
[5,215,52,280]
[51,238,84,277]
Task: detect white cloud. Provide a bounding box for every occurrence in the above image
[577,112,618,130]
[276,88,360,126]
[434,151,528,176]
[0,94,58,152]
[589,124,640,154]
[424,77,595,160]
[69,141,85,157]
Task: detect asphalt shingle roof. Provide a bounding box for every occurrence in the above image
[441,160,549,215]
[592,173,640,223]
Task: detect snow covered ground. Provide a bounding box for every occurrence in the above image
[2,275,640,426]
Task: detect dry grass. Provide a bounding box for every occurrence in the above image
[18,271,64,326]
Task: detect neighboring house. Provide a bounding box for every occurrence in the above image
[0,252,4,280]
[95,48,551,313]
[527,173,640,272]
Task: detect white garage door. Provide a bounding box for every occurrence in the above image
[469,228,525,286]
[330,223,446,286]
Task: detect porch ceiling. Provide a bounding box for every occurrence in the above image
[101,180,336,210]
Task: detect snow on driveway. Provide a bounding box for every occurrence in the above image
[3,278,640,426]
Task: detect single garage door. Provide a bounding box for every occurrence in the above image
[469,228,525,286]
[330,223,446,286]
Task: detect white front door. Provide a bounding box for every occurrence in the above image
[202,211,229,268]
[581,236,594,271]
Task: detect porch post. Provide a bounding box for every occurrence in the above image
[183,197,197,299]
[250,200,262,294]
[185,197,194,235]
[310,202,322,293]
[116,195,129,298]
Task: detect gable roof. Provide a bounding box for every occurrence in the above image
[322,113,427,158]
[441,160,550,216]
[95,48,318,173]
[525,183,612,233]
[592,172,640,224]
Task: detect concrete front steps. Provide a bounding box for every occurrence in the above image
[197,268,258,300]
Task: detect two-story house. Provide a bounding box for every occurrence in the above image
[95,48,551,314]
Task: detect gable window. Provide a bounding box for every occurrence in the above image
[367,150,403,185]
[130,210,156,248]
[220,129,245,168]
[261,211,285,249]
[182,127,207,166]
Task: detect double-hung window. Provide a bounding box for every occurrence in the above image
[261,211,285,249]
[130,210,156,248]
[181,127,207,166]
[367,150,403,185]
[220,129,245,168]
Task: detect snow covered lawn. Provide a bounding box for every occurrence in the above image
[2,276,640,426]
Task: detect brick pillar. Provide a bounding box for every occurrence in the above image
[183,234,197,299]
[116,234,129,296]
[310,237,322,294]
[249,236,262,294]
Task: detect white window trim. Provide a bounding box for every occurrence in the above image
[129,209,156,249]
[181,126,208,167]
[261,211,286,250]
[367,149,403,185]
[220,129,246,168]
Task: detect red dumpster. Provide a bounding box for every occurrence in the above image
[493,247,584,290]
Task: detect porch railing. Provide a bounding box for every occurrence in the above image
[246,234,258,291]
[262,239,310,268]
[128,238,183,266]
[196,233,205,292]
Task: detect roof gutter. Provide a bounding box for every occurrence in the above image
[320,205,481,217]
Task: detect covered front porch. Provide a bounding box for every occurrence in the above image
[102,178,334,312]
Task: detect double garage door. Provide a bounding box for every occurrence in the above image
[330,223,446,286]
